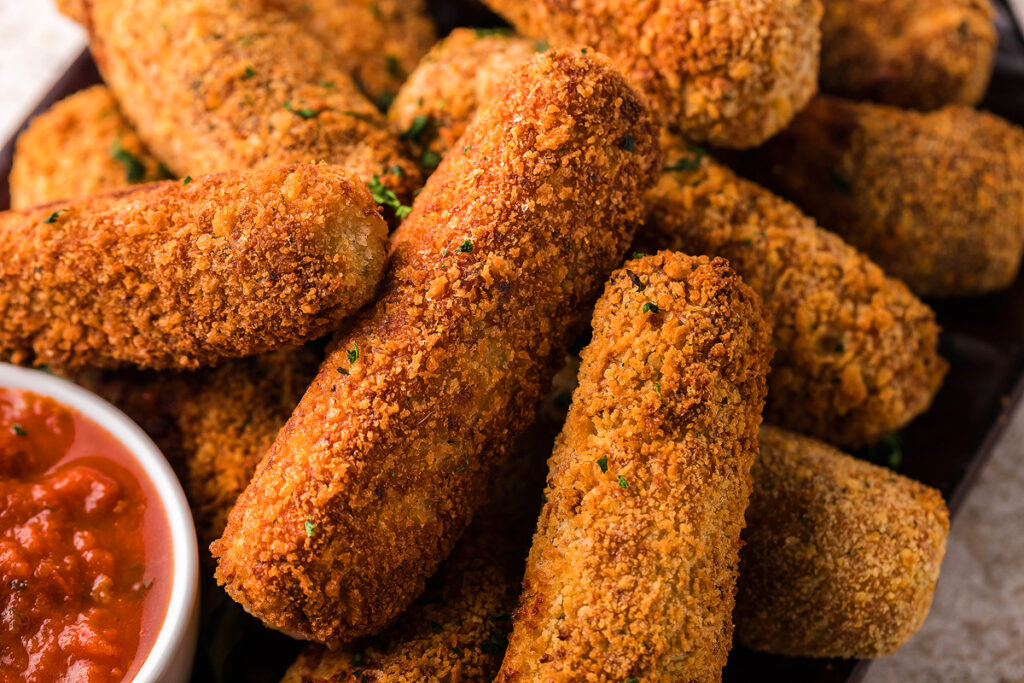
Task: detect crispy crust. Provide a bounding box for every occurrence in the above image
[389,29,541,160]
[69,0,420,200]
[819,0,996,108]
[736,426,949,657]
[498,252,773,682]
[753,95,1024,298]
[483,0,822,148]
[0,164,387,370]
[211,49,660,644]
[10,85,168,209]
[268,0,436,109]
[641,136,946,447]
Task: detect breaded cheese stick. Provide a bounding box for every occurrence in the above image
[819,0,996,109]
[482,0,822,148]
[0,164,387,370]
[389,29,540,161]
[753,95,1024,298]
[10,86,167,209]
[270,0,436,109]
[641,136,946,448]
[498,253,773,681]
[211,49,660,644]
[60,0,420,200]
[736,426,949,657]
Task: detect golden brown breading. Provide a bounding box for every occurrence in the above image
[752,95,1024,299]
[482,0,822,148]
[0,164,387,370]
[819,0,996,109]
[268,0,436,109]
[498,252,773,682]
[641,136,946,448]
[389,29,540,162]
[9,85,168,209]
[736,426,949,658]
[62,0,420,200]
[212,49,660,645]
[77,346,322,548]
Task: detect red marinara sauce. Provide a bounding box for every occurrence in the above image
[0,388,172,682]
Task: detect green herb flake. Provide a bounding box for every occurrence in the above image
[347,343,359,365]
[400,114,430,143]
[368,175,413,219]
[459,239,473,253]
[596,456,608,473]
[626,679,640,683]
[474,27,513,38]
[11,423,26,436]
[319,79,336,89]
[390,164,405,177]
[385,54,402,78]
[885,433,904,469]
[642,302,659,314]
[626,269,645,292]
[421,149,441,169]
[283,101,318,119]
[241,66,257,80]
[110,139,146,183]
[43,209,67,224]
[631,251,647,259]
[829,167,853,194]
[183,176,193,185]
[653,382,662,397]
[455,454,469,472]
[304,516,316,537]
[535,40,550,52]
[619,135,636,152]
[618,475,629,489]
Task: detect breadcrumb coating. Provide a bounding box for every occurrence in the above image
[77,346,322,548]
[736,426,949,658]
[63,0,420,200]
[753,95,1024,299]
[212,49,660,644]
[819,0,996,109]
[641,136,946,448]
[482,0,822,148]
[10,85,168,209]
[269,0,436,109]
[389,29,540,162]
[0,164,387,370]
[498,252,773,682]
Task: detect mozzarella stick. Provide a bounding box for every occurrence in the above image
[211,49,660,644]
[498,252,772,681]
[482,0,822,148]
[0,164,387,370]
[10,86,168,209]
[736,426,949,657]
[60,0,420,201]
[641,136,946,447]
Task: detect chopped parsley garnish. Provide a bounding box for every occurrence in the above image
[336,366,349,375]
[368,175,412,218]
[619,135,636,152]
[375,92,395,111]
[664,142,706,172]
[319,79,336,89]
[631,251,647,259]
[283,101,318,119]
[535,40,550,52]
[11,423,26,436]
[627,679,639,683]
[884,433,904,469]
[474,27,513,38]
[421,149,441,169]
[596,456,608,473]
[390,164,404,177]
[43,209,67,224]
[385,54,401,78]
[642,302,659,314]
[459,239,473,253]
[347,343,359,364]
[110,139,146,183]
[400,114,430,143]
[653,382,662,397]
[626,269,645,291]
[304,516,316,537]
[829,167,853,194]
[455,454,470,472]
[183,176,193,185]
[618,475,629,489]
[241,66,257,80]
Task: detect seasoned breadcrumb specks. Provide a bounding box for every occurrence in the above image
[641,135,946,448]
[212,49,660,644]
[0,164,388,370]
[483,0,823,148]
[68,0,420,200]
[737,426,949,658]
[498,252,773,682]
[10,85,168,209]
[753,95,1024,298]
[820,0,996,109]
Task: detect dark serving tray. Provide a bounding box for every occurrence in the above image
[2,2,1022,681]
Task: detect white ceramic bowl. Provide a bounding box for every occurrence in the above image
[0,363,199,683]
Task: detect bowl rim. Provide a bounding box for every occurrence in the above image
[0,363,199,682]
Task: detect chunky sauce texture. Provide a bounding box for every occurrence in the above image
[0,388,171,682]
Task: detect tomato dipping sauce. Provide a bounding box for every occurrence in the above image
[0,388,172,682]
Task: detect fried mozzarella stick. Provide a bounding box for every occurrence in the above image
[10,86,167,209]
[736,426,949,657]
[270,0,436,109]
[212,49,660,644]
[641,136,946,447]
[498,253,773,681]
[0,164,387,370]
[483,0,822,148]
[60,0,419,199]
[819,0,996,109]
[754,96,1024,298]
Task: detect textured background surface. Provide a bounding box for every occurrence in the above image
[2,1,1022,680]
